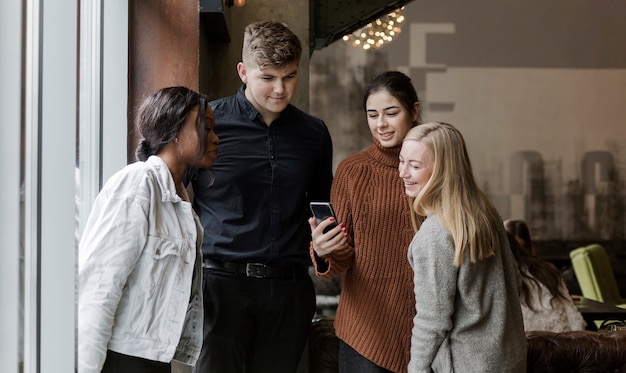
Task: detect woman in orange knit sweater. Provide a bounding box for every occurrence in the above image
[309,71,420,373]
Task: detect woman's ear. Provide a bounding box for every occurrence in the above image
[412,101,420,123]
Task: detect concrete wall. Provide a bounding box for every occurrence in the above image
[309,0,626,242]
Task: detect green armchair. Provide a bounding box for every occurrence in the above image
[570,244,626,308]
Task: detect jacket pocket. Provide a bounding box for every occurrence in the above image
[142,236,184,288]
[118,236,189,340]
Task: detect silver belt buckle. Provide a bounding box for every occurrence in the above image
[246,263,267,278]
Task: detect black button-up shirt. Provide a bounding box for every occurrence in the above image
[191,86,334,268]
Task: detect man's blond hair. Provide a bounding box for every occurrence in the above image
[242,20,302,68]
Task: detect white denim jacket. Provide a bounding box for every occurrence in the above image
[78,156,203,373]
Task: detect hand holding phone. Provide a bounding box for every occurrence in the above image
[310,202,339,234]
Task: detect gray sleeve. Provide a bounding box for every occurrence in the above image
[408,216,457,372]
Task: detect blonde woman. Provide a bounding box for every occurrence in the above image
[399,122,526,372]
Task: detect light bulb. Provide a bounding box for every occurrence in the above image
[343,7,405,50]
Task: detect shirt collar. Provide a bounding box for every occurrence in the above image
[235,84,292,123]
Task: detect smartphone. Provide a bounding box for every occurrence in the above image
[310,201,339,234]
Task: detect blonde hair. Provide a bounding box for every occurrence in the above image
[242,21,302,69]
[403,122,501,266]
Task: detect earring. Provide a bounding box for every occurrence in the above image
[175,137,178,143]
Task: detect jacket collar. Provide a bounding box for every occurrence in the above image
[146,155,183,203]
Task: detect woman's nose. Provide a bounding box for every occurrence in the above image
[398,164,407,177]
[376,116,386,128]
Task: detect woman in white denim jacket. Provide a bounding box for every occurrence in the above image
[78,86,219,373]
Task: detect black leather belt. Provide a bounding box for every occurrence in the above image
[203,258,307,279]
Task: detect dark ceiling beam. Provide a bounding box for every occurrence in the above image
[311,0,415,51]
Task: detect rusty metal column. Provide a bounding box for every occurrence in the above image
[127,0,200,163]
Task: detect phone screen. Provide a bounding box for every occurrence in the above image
[310,202,339,233]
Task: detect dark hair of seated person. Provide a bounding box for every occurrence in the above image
[504,219,534,254]
[506,232,569,312]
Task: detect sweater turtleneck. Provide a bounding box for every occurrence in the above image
[365,139,401,168]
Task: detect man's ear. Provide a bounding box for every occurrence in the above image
[236,62,247,84]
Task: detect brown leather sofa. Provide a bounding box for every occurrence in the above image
[307,317,626,373]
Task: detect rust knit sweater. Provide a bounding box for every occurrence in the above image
[310,140,416,373]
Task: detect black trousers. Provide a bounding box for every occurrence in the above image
[338,340,392,373]
[101,350,170,373]
[194,268,316,373]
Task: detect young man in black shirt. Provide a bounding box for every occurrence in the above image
[191,20,334,372]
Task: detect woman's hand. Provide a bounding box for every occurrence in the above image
[308,216,348,258]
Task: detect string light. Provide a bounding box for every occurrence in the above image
[342,7,405,50]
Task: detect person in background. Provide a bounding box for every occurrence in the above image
[190,20,334,372]
[504,219,535,256]
[504,223,586,332]
[78,86,219,373]
[309,71,420,373]
[400,122,526,373]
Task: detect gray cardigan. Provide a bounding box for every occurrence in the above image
[407,215,527,373]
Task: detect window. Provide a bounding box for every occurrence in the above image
[0,1,127,371]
